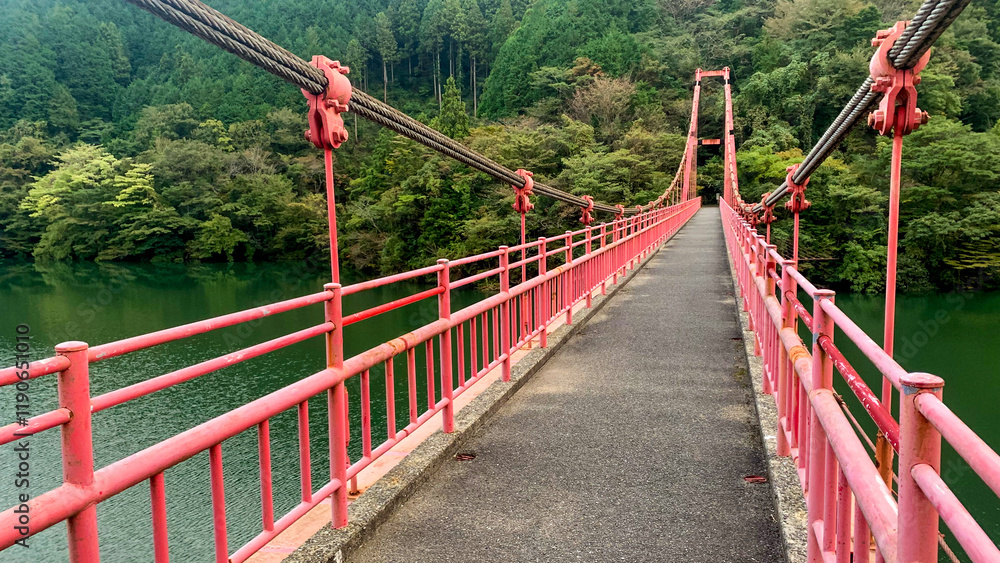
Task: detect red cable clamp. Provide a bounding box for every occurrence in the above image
[784,164,811,213]
[614,204,625,221]
[579,195,594,225]
[303,56,352,150]
[868,21,931,136]
[760,193,775,225]
[512,169,535,214]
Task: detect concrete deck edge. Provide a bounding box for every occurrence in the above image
[722,216,808,563]
[286,223,687,563]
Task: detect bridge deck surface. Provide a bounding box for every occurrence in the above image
[349,208,784,562]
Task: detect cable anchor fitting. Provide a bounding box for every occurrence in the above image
[760,193,775,225]
[302,56,352,150]
[512,169,535,214]
[784,164,811,213]
[614,204,625,221]
[868,21,931,136]
[579,195,594,225]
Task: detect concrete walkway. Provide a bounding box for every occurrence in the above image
[348,208,784,562]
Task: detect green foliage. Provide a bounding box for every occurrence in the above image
[0,0,998,294]
[438,76,470,138]
[578,30,642,77]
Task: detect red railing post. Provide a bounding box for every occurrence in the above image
[762,244,777,394]
[324,282,348,528]
[599,223,608,295]
[437,260,455,430]
[564,231,573,325]
[746,229,758,333]
[897,372,944,562]
[538,237,548,348]
[868,21,931,493]
[612,220,620,286]
[498,249,512,382]
[807,289,835,562]
[150,472,169,562]
[777,259,798,458]
[55,341,100,563]
[585,226,593,308]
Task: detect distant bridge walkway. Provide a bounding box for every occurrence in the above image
[348,209,784,562]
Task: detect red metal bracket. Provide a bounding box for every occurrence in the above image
[784,164,811,213]
[760,193,775,225]
[614,204,625,221]
[579,195,594,225]
[512,169,535,214]
[302,56,352,150]
[868,21,931,136]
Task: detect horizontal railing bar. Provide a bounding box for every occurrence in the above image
[787,266,819,297]
[341,264,443,296]
[820,299,904,391]
[91,323,333,413]
[818,335,900,450]
[768,248,784,265]
[448,249,504,267]
[506,238,545,254]
[0,408,71,446]
[0,356,70,387]
[90,291,332,362]
[784,290,814,330]
[916,393,1000,499]
[342,288,444,327]
[508,254,544,270]
[451,266,504,290]
[911,463,1000,562]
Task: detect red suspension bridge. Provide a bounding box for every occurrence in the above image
[2,0,999,561]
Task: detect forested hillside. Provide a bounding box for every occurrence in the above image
[1,0,999,292]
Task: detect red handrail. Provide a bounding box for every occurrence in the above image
[721,198,1000,562]
[0,199,702,561]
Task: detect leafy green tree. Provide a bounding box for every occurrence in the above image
[396,0,422,75]
[375,12,399,102]
[489,0,517,60]
[438,76,470,138]
[345,39,370,93]
[188,214,249,262]
[20,145,122,260]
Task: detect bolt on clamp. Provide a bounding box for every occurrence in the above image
[784,164,811,213]
[302,56,352,150]
[579,195,594,225]
[868,21,931,136]
[512,169,535,214]
[760,193,775,225]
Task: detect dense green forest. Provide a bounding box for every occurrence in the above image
[1,0,999,292]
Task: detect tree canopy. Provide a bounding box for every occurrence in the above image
[1,0,999,292]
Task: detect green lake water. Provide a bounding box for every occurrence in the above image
[0,260,997,561]
[827,291,1000,559]
[0,260,489,562]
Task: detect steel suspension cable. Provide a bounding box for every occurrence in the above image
[753,0,971,212]
[122,0,636,215]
